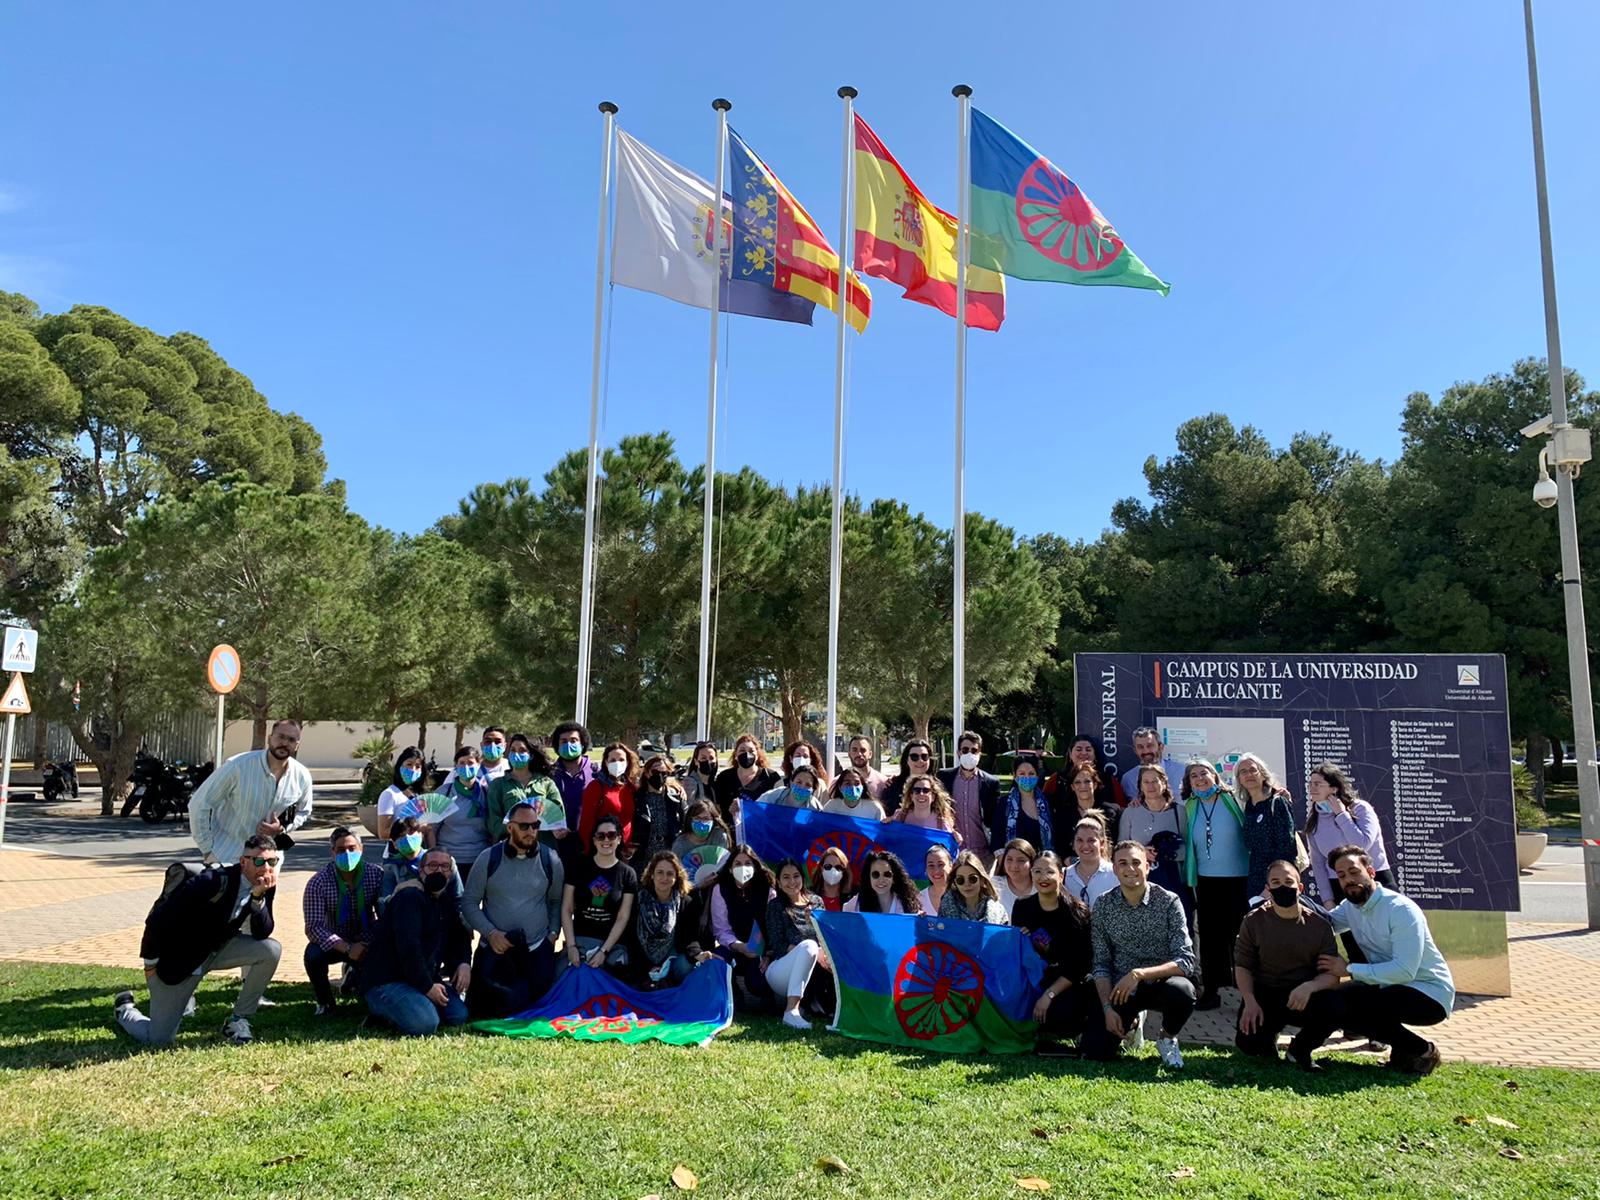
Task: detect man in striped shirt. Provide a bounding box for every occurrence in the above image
[190,719,314,864]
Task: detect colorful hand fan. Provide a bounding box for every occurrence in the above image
[397,792,459,826]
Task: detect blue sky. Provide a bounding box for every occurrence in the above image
[4,2,1597,543]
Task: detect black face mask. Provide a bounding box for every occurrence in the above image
[1269,884,1300,908]
[422,872,451,895]
[737,751,756,768]
[698,761,716,777]
[648,771,667,789]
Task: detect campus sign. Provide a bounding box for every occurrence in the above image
[1076,652,1519,912]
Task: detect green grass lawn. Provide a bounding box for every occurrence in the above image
[2,962,1597,1200]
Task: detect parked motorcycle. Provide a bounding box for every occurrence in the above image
[41,759,80,803]
[121,752,215,823]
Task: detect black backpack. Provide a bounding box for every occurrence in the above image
[145,861,225,923]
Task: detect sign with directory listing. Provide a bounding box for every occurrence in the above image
[1075,652,1519,912]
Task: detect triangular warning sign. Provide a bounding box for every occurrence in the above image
[0,673,29,714]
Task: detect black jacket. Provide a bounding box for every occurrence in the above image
[361,880,473,995]
[140,864,275,986]
[629,785,685,862]
[935,767,1002,832]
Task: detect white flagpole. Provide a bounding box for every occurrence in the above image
[825,85,857,772]
[952,84,972,743]
[576,101,617,726]
[697,98,732,740]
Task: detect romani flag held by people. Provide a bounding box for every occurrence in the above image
[968,107,1169,296]
[741,802,957,888]
[853,115,1005,330]
[726,128,872,332]
[471,960,734,1047]
[814,911,1044,1054]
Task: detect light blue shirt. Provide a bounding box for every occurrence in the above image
[1329,885,1455,1013]
[1121,756,1189,803]
[1067,859,1118,908]
[1189,795,1248,878]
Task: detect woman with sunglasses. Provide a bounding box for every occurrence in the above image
[1010,851,1095,1050]
[891,775,958,838]
[882,739,936,816]
[939,849,1010,924]
[820,766,886,820]
[992,837,1037,918]
[559,815,637,971]
[919,843,954,915]
[809,845,855,912]
[844,850,922,915]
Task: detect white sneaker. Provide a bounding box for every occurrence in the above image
[781,1010,811,1030]
[1156,1035,1184,1069]
[1122,1013,1145,1052]
[221,1016,254,1044]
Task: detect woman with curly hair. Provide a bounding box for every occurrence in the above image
[891,774,958,838]
[844,850,922,915]
[630,850,711,988]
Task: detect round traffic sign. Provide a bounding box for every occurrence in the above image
[207,644,241,694]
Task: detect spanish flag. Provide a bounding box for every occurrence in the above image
[853,115,1005,331]
[727,129,871,333]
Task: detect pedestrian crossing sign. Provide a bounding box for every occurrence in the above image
[2,626,37,674]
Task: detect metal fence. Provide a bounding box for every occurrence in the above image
[8,707,215,767]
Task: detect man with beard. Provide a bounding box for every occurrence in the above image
[190,719,313,865]
[1119,727,1187,804]
[1289,845,1455,1075]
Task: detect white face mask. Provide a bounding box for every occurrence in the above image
[821,866,844,885]
[959,752,980,771]
[790,755,810,771]
[606,760,627,778]
[731,863,755,885]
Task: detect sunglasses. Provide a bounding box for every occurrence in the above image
[910,787,933,796]
[953,873,981,885]
[593,831,620,842]
[246,856,281,869]
[509,821,539,832]
[869,870,894,880]
[907,752,931,761]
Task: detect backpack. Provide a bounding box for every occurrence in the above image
[146,861,225,923]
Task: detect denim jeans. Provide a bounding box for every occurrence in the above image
[364,981,467,1036]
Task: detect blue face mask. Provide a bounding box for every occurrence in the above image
[395,833,423,859]
[841,785,864,803]
[335,848,362,873]
[455,764,478,785]
[792,786,813,804]
[507,751,531,769]
[399,765,422,785]
[1195,785,1219,800]
[481,743,504,762]
[559,741,582,760]
[1017,775,1038,792]
[691,819,714,837]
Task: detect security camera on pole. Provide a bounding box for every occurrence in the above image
[0,624,40,848]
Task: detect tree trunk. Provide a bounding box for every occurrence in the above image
[417,721,428,755]
[776,668,804,749]
[250,680,270,749]
[1525,732,1548,807]
[453,722,468,754]
[30,717,47,772]
[1548,732,1569,784]
[912,711,932,743]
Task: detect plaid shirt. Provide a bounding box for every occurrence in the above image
[302,860,384,951]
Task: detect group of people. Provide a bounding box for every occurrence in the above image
[112,718,1452,1075]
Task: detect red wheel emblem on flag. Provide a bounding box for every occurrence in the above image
[891,942,984,1039]
[1015,159,1123,271]
[806,831,879,877]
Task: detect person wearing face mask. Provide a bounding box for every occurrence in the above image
[779,739,829,790]
[548,720,597,838]
[810,846,856,912]
[476,726,511,783]
[919,844,954,914]
[631,754,687,861]
[577,743,639,858]
[881,738,935,816]
[360,848,473,1036]
[113,834,282,1046]
[845,850,923,915]
[463,801,565,1017]
[939,849,1010,924]
[672,802,733,888]
[937,730,1000,855]
[992,753,1054,859]
[1011,851,1095,1053]
[1231,860,1341,1068]
[684,741,721,806]
[713,736,780,832]
[435,746,492,883]
[378,818,430,912]
[486,735,564,846]
[378,747,426,847]
[1288,847,1454,1075]
[756,764,824,810]
[846,734,890,801]
[821,767,887,820]
[302,826,383,1016]
[710,847,778,1011]
[1180,759,1249,1011]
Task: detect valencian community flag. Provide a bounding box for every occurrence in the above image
[741,803,956,888]
[471,961,734,1047]
[814,911,1045,1054]
[611,130,816,324]
[853,114,1006,330]
[968,108,1169,296]
[727,129,872,333]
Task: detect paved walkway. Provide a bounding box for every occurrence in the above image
[2,842,1596,1070]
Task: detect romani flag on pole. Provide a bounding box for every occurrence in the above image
[853,114,1005,331]
[727,129,872,332]
[967,107,1168,295]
